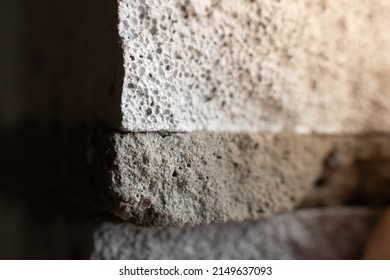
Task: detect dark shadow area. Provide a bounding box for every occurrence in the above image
[0,124,96,259]
[23,0,123,128]
[0,0,123,259]
[300,138,390,208]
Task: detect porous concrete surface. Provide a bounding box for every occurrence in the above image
[91,207,378,260]
[118,0,390,133]
[93,132,390,226]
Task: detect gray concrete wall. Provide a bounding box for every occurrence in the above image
[1,0,390,260]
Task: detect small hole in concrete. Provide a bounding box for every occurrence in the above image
[315,177,327,188]
[172,170,178,177]
[324,148,338,169]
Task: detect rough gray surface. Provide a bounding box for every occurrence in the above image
[92,132,390,226]
[91,207,378,260]
[118,0,390,133]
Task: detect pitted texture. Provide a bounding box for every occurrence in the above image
[95,132,390,226]
[118,0,390,133]
[91,207,377,259]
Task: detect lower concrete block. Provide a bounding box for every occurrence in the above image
[91,131,390,226]
[90,207,377,260]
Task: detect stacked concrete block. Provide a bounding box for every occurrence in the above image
[14,0,390,259]
[84,0,390,259]
[76,0,390,226]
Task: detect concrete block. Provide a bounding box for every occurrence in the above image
[90,207,377,259]
[27,0,390,133]
[91,131,390,226]
[118,0,390,133]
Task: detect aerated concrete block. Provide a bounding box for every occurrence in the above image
[90,207,377,259]
[118,0,390,133]
[90,132,390,226]
[28,0,390,133]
